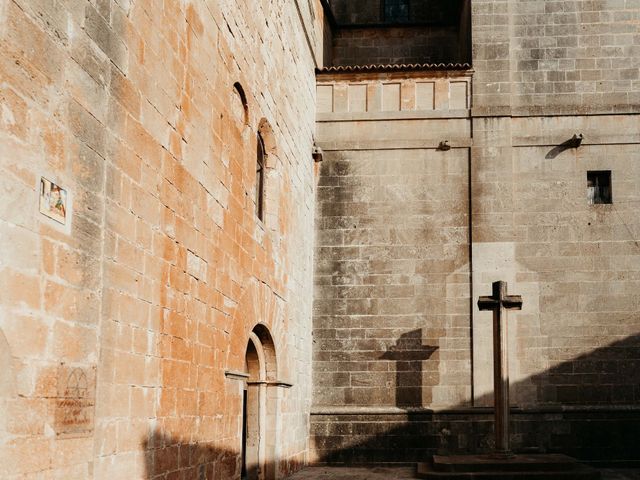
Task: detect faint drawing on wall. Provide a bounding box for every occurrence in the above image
[54,365,96,436]
[39,177,67,224]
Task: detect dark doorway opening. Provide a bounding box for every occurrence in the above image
[244,338,260,480]
[241,389,248,479]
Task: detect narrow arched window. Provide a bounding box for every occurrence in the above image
[256,133,265,221]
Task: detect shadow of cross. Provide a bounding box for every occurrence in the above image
[380,330,439,408]
[478,280,523,457]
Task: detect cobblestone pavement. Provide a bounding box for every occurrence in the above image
[285,467,640,479]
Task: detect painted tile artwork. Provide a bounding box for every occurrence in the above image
[39,177,68,224]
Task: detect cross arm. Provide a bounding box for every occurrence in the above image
[478,296,499,311]
[502,295,523,310]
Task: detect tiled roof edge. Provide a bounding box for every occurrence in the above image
[317,63,472,73]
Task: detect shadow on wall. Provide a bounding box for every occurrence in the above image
[142,430,238,480]
[380,330,438,408]
[139,335,639,477]
[545,134,584,159]
[143,430,304,480]
[314,333,640,465]
[141,430,305,480]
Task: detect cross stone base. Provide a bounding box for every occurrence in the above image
[416,454,601,479]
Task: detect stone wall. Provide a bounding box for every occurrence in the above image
[312,0,640,466]
[327,0,470,67]
[0,0,321,478]
[314,141,471,408]
[329,0,463,26]
[311,409,640,465]
[468,0,640,459]
[471,115,640,410]
[312,71,475,462]
[469,0,640,410]
[331,26,462,67]
[472,0,640,115]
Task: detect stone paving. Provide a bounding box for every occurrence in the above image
[286,467,640,480]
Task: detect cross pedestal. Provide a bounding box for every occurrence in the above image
[416,280,601,479]
[477,280,522,457]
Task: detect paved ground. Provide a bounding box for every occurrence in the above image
[286,467,640,479]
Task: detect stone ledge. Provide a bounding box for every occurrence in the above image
[317,109,471,122]
[311,405,640,415]
[417,454,600,479]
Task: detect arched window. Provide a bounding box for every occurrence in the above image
[232,82,248,125]
[255,133,266,221]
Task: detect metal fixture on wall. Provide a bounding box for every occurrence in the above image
[437,140,451,151]
[312,144,324,162]
[568,133,584,148]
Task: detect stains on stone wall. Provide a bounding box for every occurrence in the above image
[313,73,473,419]
[331,26,462,67]
[0,0,320,478]
[472,0,640,114]
[325,0,470,67]
[312,3,640,462]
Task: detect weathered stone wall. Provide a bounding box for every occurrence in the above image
[330,0,463,26]
[469,0,640,410]
[312,0,640,466]
[331,26,462,67]
[312,71,474,463]
[314,143,471,408]
[311,409,640,464]
[468,0,640,461]
[473,0,640,115]
[0,0,321,478]
[471,116,640,410]
[328,0,470,67]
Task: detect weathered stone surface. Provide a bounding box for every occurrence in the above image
[312,0,640,468]
[1,0,639,477]
[0,0,320,478]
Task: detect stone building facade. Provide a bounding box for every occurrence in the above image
[0,0,638,479]
[0,0,323,478]
[312,0,640,467]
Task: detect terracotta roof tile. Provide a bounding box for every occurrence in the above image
[317,62,472,73]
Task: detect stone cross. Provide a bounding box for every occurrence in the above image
[477,281,523,457]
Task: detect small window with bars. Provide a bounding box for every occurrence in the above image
[383,0,410,23]
[587,170,612,205]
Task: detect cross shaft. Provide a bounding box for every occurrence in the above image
[477,281,522,457]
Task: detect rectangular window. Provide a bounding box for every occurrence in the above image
[587,170,612,204]
[384,0,410,23]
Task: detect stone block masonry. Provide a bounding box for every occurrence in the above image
[0,0,639,476]
[313,70,475,462]
[331,26,463,67]
[0,0,323,478]
[312,0,640,466]
[472,0,640,115]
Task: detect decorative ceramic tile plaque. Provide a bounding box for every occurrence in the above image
[39,177,68,224]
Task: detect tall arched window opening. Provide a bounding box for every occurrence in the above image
[256,133,266,221]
